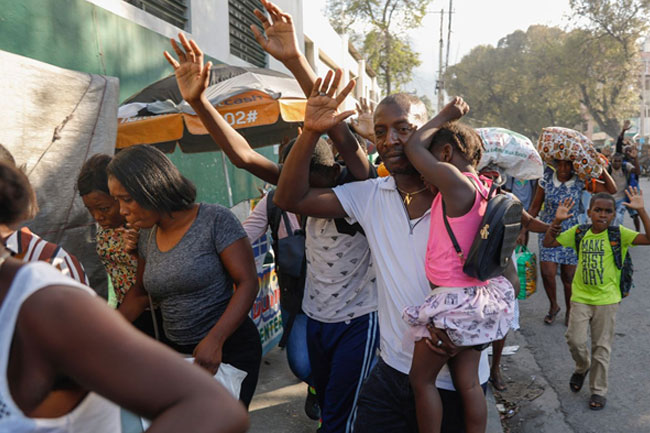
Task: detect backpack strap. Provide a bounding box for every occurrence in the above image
[574,224,592,255]
[607,226,624,270]
[440,175,493,263]
[441,200,464,262]
[266,190,282,244]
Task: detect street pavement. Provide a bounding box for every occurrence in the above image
[495,176,650,433]
[248,344,503,432]
[249,178,650,433]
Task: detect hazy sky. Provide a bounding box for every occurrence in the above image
[309,0,574,100]
[409,0,573,101]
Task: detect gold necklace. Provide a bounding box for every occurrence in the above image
[396,186,428,205]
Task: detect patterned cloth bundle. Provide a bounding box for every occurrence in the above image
[537,127,606,180]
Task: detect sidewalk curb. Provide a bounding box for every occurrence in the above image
[486,386,504,433]
[493,331,575,433]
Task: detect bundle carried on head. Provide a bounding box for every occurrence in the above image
[476,128,543,180]
[537,127,606,181]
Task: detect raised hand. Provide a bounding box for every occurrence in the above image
[623,119,632,131]
[163,33,210,104]
[351,97,375,141]
[440,96,470,122]
[303,69,356,134]
[624,145,638,159]
[251,0,300,62]
[555,197,575,221]
[624,186,645,210]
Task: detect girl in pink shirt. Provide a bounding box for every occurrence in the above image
[402,98,514,433]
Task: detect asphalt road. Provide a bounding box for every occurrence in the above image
[498,176,650,433]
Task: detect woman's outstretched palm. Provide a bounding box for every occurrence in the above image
[164,33,210,103]
[555,198,575,221]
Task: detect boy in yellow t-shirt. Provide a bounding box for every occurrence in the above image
[543,188,650,411]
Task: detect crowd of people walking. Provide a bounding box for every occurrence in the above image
[1,0,648,432]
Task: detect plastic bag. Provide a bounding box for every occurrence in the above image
[185,359,247,398]
[134,361,248,431]
[537,127,606,181]
[477,127,543,180]
[514,245,537,300]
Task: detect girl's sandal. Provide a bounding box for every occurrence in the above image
[544,308,561,325]
[589,394,606,410]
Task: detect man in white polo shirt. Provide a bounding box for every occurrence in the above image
[275,89,489,432]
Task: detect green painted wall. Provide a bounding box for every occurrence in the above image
[0,0,274,205]
[171,146,277,205]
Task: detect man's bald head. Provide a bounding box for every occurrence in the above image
[375,93,428,127]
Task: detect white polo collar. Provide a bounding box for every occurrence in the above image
[552,171,576,188]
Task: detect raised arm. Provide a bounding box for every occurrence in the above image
[521,209,550,233]
[616,120,631,154]
[626,146,641,176]
[350,97,376,144]
[273,73,354,218]
[591,169,617,194]
[542,198,575,248]
[403,97,475,216]
[625,187,650,245]
[164,34,280,184]
[251,0,371,180]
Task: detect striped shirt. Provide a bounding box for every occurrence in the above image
[5,227,90,285]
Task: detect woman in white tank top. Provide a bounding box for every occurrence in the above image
[0,160,248,433]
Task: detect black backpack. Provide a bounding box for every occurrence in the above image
[266,190,306,348]
[443,180,523,282]
[574,224,634,299]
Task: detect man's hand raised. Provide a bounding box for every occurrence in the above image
[251,0,300,62]
[303,69,356,134]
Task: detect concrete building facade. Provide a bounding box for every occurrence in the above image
[0,0,379,206]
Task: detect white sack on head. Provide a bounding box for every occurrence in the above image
[476,128,543,180]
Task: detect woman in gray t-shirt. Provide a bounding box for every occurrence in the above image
[107,144,261,407]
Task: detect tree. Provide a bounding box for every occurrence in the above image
[566,0,650,137]
[418,94,435,117]
[445,0,650,140]
[326,0,432,94]
[445,26,583,138]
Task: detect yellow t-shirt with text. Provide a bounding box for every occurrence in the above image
[556,225,638,305]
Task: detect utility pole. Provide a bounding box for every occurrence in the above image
[445,0,452,71]
[642,58,647,143]
[436,8,444,112]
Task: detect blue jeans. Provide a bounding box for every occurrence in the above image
[354,357,486,433]
[281,310,313,386]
